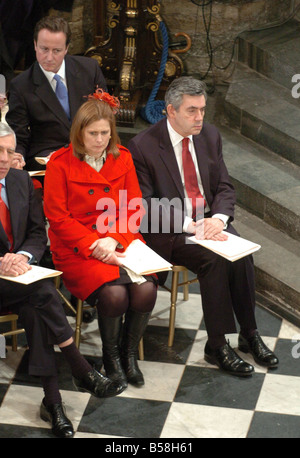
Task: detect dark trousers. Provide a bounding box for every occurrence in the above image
[0,278,74,376]
[169,225,257,338]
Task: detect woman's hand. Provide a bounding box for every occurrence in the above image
[89,237,125,265]
[0,253,32,277]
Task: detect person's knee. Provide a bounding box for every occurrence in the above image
[95,285,129,317]
[128,281,157,313]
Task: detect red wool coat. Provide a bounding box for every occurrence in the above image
[44,144,145,300]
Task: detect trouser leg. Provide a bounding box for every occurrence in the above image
[1,278,74,376]
[170,232,257,338]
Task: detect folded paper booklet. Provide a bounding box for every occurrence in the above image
[35,157,49,165]
[122,239,172,275]
[188,231,261,262]
[28,170,45,176]
[0,265,62,284]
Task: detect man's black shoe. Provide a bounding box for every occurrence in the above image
[204,341,254,377]
[73,368,125,398]
[40,400,74,438]
[238,331,279,367]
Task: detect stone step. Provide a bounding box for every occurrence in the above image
[224,63,300,166]
[233,205,300,326]
[238,19,300,91]
[219,125,300,242]
[161,204,300,327]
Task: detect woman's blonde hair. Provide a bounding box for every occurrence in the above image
[70,97,120,160]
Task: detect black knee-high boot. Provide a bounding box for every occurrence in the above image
[121,309,151,386]
[98,315,128,390]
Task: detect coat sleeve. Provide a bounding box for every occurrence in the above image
[44,155,100,259]
[128,137,185,234]
[205,127,236,221]
[15,173,47,262]
[92,58,108,92]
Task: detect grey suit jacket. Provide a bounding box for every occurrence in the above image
[6,54,107,168]
[128,117,236,260]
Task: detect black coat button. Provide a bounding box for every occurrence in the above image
[92,224,97,230]
[104,187,110,193]
[88,189,94,195]
[74,247,79,253]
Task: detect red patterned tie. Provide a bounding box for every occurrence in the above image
[182,137,206,219]
[0,183,14,250]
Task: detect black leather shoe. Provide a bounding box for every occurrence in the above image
[40,400,74,438]
[204,341,254,377]
[238,331,279,367]
[73,368,125,398]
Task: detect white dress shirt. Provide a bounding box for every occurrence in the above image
[39,60,68,92]
[84,151,106,172]
[166,120,229,231]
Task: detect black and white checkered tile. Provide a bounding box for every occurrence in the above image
[1,288,300,439]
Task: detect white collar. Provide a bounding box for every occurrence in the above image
[84,151,107,172]
[167,119,193,148]
[39,59,66,85]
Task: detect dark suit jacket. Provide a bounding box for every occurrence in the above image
[0,168,47,262]
[0,169,73,370]
[128,117,236,260]
[6,54,107,169]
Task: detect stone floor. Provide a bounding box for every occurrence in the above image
[1,286,300,442]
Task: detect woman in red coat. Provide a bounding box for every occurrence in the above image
[44,91,157,390]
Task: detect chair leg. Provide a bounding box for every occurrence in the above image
[11,319,17,352]
[182,268,189,301]
[74,302,144,356]
[74,299,83,349]
[138,338,144,361]
[168,270,180,347]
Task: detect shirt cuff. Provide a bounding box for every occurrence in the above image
[212,214,229,229]
[17,251,33,263]
[183,216,194,233]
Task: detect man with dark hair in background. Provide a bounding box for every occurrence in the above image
[6,15,106,170]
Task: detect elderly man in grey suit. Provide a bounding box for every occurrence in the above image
[0,123,124,438]
[6,16,107,170]
[128,76,278,377]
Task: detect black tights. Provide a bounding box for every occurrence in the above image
[92,281,157,318]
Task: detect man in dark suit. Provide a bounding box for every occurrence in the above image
[6,15,107,170]
[0,123,124,437]
[128,76,278,377]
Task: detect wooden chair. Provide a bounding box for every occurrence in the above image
[54,276,83,348]
[54,277,144,360]
[0,276,79,354]
[161,266,198,347]
[0,311,25,352]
